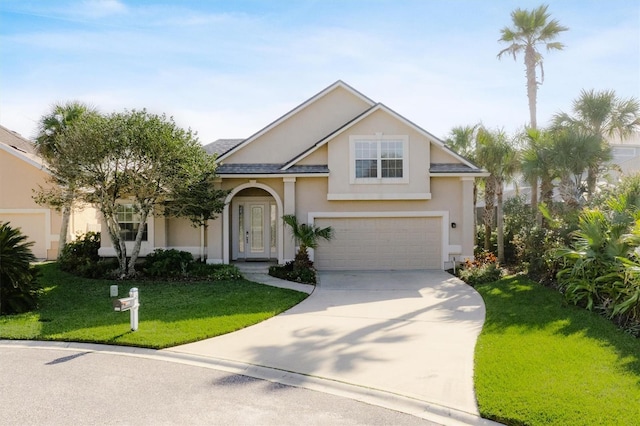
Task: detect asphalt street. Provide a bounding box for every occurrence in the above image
[0,346,437,425]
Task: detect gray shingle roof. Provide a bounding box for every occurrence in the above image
[430,163,481,173]
[217,163,329,175]
[0,125,45,167]
[0,125,37,155]
[203,138,244,156]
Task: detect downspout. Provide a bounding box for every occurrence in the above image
[200,216,205,261]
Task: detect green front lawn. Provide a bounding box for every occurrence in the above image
[0,263,307,349]
[474,275,640,426]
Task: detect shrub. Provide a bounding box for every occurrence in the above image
[58,232,107,278]
[0,222,40,315]
[457,250,503,286]
[269,258,317,284]
[143,249,194,278]
[188,262,243,281]
[142,250,243,281]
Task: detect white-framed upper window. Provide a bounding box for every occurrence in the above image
[350,135,409,184]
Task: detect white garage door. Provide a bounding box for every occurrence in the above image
[314,217,442,270]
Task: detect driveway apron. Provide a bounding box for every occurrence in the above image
[166,270,486,416]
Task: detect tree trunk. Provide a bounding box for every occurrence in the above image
[57,188,75,259]
[525,46,538,130]
[58,204,71,259]
[103,211,127,278]
[531,176,541,225]
[496,180,505,264]
[587,164,598,195]
[127,208,151,277]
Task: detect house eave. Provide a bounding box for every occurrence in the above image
[430,172,489,178]
[218,173,330,179]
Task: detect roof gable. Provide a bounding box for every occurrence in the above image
[282,103,480,171]
[0,125,48,172]
[217,80,375,162]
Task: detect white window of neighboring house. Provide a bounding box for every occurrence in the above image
[116,204,148,241]
[350,135,409,184]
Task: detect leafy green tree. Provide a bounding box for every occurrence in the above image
[58,109,217,278]
[552,89,639,193]
[475,128,519,262]
[282,214,333,264]
[34,101,98,257]
[163,169,230,260]
[0,222,39,315]
[498,4,568,130]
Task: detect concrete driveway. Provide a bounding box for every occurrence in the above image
[166,270,487,424]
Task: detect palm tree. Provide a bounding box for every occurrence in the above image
[552,89,639,194]
[498,4,568,130]
[0,222,37,315]
[282,214,333,263]
[445,124,481,231]
[475,128,519,263]
[551,127,607,207]
[521,129,560,213]
[35,101,98,258]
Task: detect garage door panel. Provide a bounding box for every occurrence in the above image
[315,217,442,270]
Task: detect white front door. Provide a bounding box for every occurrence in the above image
[232,198,277,260]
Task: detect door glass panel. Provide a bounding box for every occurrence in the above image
[270,204,277,254]
[238,205,244,253]
[251,205,264,252]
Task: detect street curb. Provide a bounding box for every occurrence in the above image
[1,340,501,426]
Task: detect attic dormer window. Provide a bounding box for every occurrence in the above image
[350,135,409,184]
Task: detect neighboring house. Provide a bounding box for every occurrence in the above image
[100,81,487,270]
[609,144,640,178]
[0,125,100,259]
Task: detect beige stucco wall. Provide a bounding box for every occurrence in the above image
[431,144,458,162]
[296,144,327,165]
[327,109,432,197]
[166,217,200,249]
[224,86,372,164]
[0,149,63,259]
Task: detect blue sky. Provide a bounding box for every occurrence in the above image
[1,0,638,144]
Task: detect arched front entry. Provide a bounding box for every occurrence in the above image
[222,182,284,264]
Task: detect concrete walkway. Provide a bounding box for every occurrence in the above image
[166,270,491,425]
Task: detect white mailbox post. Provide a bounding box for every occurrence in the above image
[113,287,140,331]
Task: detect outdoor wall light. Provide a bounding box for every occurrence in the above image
[451,222,457,228]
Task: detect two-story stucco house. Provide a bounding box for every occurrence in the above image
[99,81,487,270]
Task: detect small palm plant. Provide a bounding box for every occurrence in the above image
[282,214,333,264]
[0,222,39,315]
[271,215,333,284]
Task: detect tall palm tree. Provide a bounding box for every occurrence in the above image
[475,128,519,263]
[552,89,639,194]
[498,4,568,130]
[35,101,98,257]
